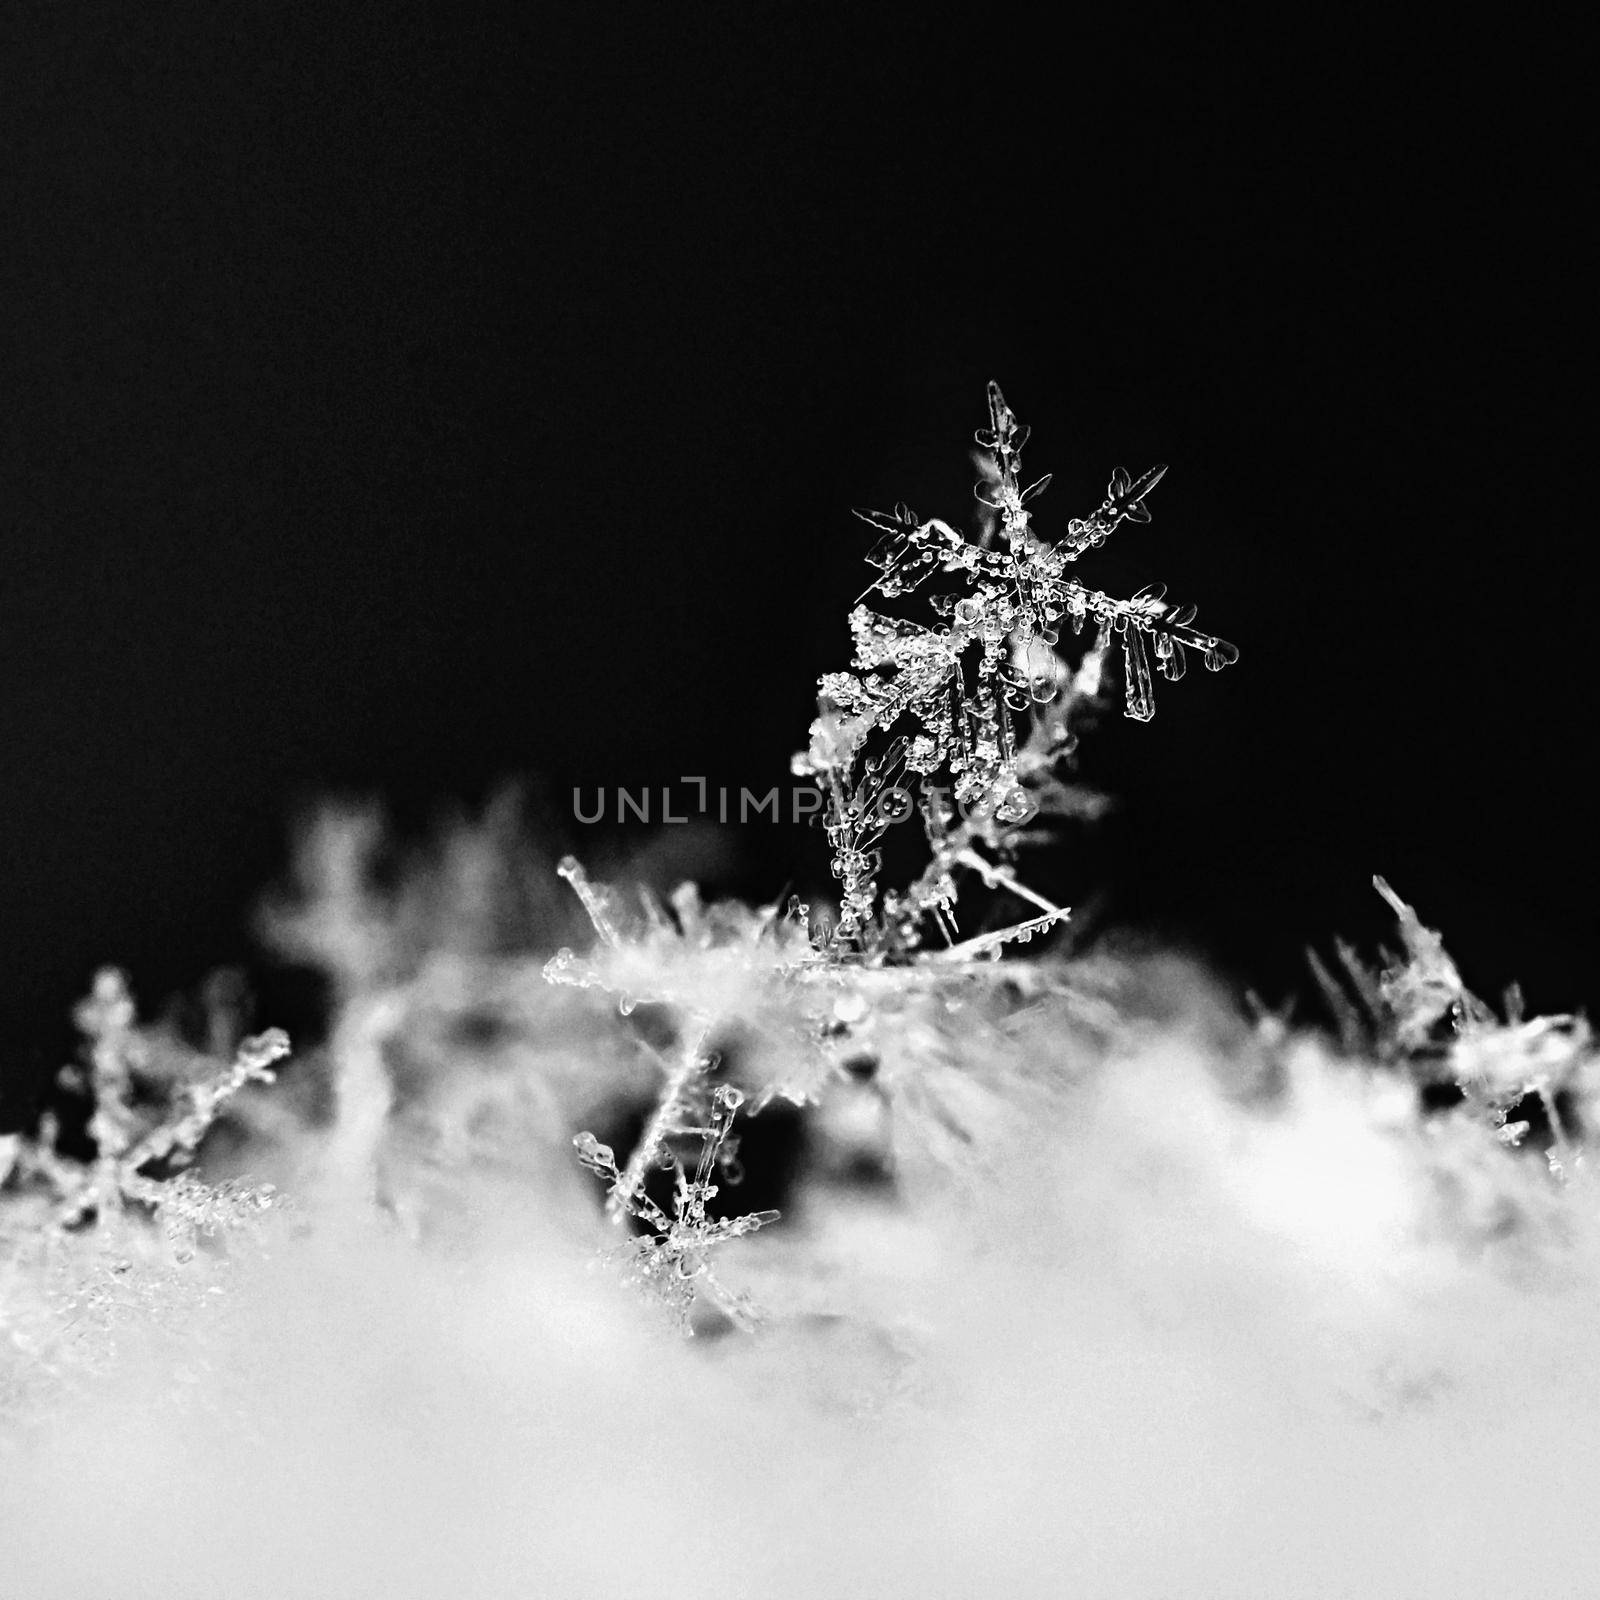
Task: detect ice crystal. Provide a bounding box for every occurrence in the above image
[553,858,798,1329]
[1,970,289,1419]
[6,968,288,1237]
[1312,878,1599,1181]
[796,382,1237,952]
[572,1083,778,1333]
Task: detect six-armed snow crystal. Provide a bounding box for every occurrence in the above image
[794,382,1238,952]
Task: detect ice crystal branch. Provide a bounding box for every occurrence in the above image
[603,1018,715,1227]
[796,382,1238,954]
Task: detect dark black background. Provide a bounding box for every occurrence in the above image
[2,8,1591,1117]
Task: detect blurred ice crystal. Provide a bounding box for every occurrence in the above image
[8,968,288,1237]
[1,968,289,1422]
[1313,877,1598,1181]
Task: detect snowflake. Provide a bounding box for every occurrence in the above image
[795,382,1238,952]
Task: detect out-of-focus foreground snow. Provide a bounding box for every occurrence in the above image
[4,816,1598,1599]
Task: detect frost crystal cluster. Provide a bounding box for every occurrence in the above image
[12,367,1600,1598]
[793,382,1238,950]
[548,384,1241,1329]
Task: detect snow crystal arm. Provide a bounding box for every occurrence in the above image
[605,1020,713,1226]
[1049,579,1237,720]
[122,1029,290,1173]
[557,855,623,949]
[926,906,1072,961]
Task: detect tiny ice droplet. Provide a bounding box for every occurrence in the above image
[574,1132,615,1165]
[833,992,868,1025]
